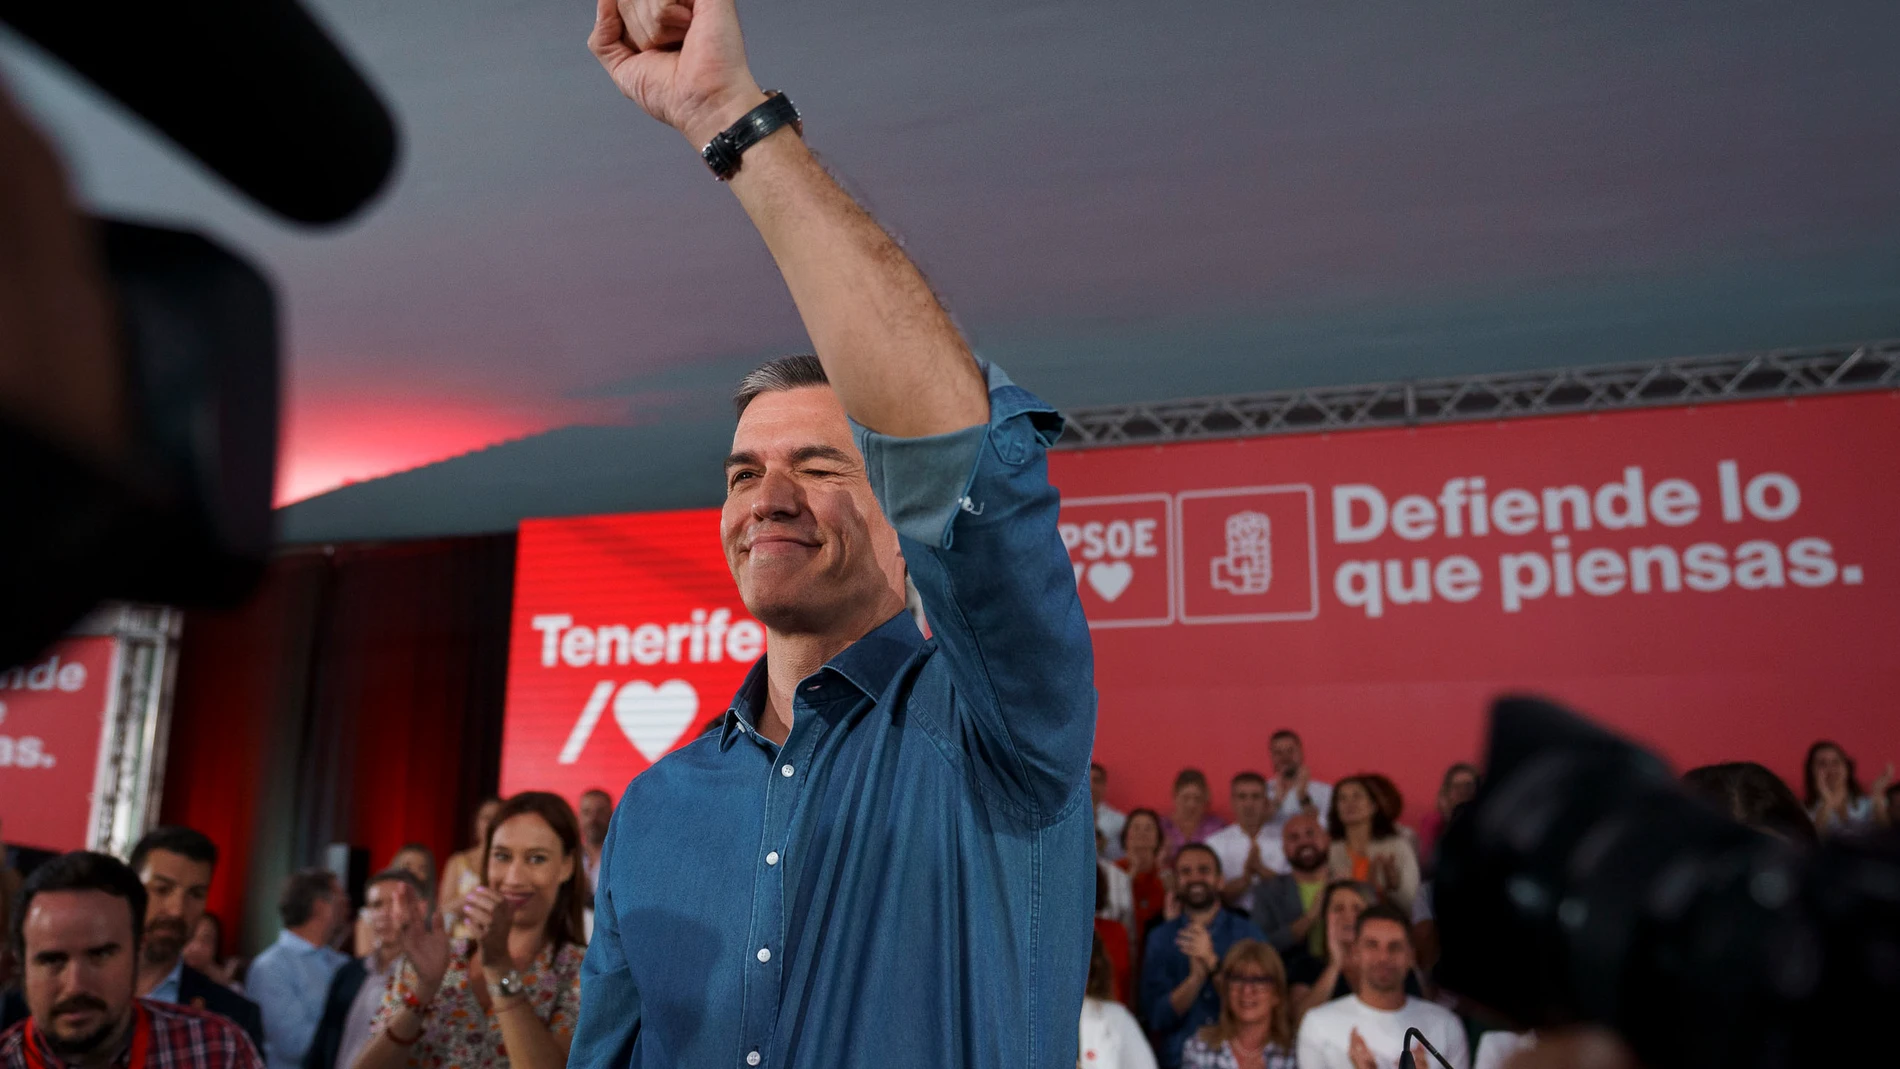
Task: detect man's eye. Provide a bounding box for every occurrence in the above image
[729,471,757,487]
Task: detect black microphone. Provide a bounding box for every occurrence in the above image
[1399,1026,1455,1069]
[0,0,398,225]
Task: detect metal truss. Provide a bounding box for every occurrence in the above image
[1054,338,1900,449]
[73,603,185,858]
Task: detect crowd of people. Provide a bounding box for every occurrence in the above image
[0,785,616,1069]
[1,734,1891,1069]
[5,732,1888,1069]
[1077,733,1895,1069]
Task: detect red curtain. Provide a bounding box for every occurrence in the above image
[163,535,513,955]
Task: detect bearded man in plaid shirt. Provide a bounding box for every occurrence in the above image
[2,853,262,1069]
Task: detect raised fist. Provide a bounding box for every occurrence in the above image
[587,0,768,148]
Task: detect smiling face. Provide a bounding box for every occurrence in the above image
[1334,780,1376,828]
[487,813,574,934]
[1281,813,1330,873]
[1173,847,1222,912]
[721,387,906,638]
[1222,961,1280,1026]
[22,890,138,1060]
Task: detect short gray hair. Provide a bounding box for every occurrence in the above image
[733,354,829,418]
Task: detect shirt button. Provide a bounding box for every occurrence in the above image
[780,763,795,777]
[765,851,780,866]
[746,1053,761,1067]
[757,947,772,963]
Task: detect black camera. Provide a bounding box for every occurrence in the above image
[0,0,397,666]
[1435,696,1900,1069]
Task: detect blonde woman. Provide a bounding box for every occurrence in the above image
[1181,940,1296,1069]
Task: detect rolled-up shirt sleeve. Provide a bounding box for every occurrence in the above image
[854,361,1096,823]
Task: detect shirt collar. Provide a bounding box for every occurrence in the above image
[277,928,324,954]
[719,610,925,751]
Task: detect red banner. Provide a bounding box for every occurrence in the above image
[500,510,763,808]
[0,637,117,851]
[502,392,1899,824]
[1058,391,1900,822]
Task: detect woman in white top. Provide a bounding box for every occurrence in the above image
[1079,933,1156,1069]
[1804,740,1890,836]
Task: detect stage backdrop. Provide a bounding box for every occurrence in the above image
[502,391,1899,822]
[0,637,117,852]
[501,510,763,806]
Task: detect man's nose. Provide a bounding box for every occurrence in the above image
[750,468,803,519]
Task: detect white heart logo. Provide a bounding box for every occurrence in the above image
[612,680,700,761]
[1086,561,1134,602]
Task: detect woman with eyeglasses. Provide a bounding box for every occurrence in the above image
[1180,939,1296,1069]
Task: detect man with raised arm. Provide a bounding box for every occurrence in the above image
[570,1,1097,1066]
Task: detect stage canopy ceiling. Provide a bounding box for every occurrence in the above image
[4,0,1897,541]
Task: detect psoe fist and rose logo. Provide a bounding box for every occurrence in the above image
[1058,486,1318,628]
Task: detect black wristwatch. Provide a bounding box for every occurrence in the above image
[701,91,802,181]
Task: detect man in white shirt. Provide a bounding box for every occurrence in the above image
[1092,762,1128,861]
[1296,903,1469,1069]
[1206,771,1289,906]
[1267,730,1333,831]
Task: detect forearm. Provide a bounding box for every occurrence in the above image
[723,124,987,438]
[490,998,568,1069]
[352,1009,425,1069]
[1296,962,1341,1018]
[1166,965,1208,1017]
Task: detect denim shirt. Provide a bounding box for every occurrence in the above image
[1142,910,1268,1069]
[570,364,1098,1069]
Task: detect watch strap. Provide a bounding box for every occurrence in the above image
[701,91,802,181]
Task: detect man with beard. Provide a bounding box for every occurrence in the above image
[127,830,264,1052]
[1,851,264,1069]
[576,789,613,897]
[1295,905,1468,1069]
[1241,813,1333,955]
[1141,845,1266,1068]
